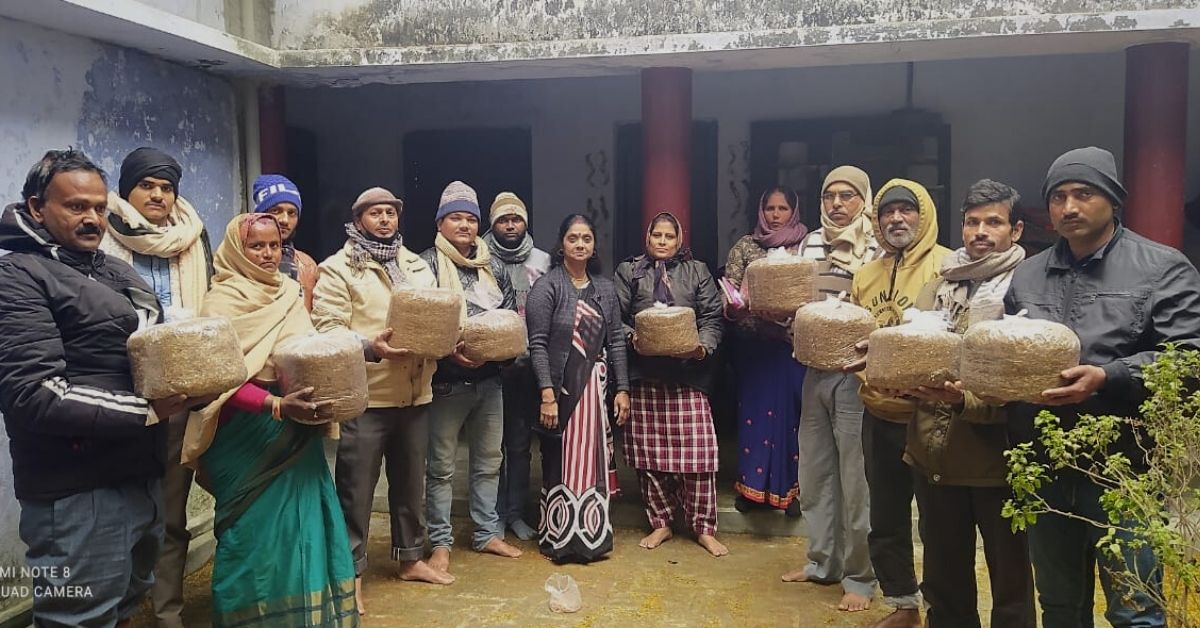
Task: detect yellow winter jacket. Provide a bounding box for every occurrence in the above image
[850,179,952,422]
[312,242,438,409]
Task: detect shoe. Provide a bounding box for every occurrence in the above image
[734,495,755,513]
[785,500,802,518]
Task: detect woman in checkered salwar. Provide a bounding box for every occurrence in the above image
[526,214,631,563]
[614,212,728,557]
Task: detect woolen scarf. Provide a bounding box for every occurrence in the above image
[482,230,534,294]
[434,233,502,313]
[933,244,1026,331]
[819,166,876,274]
[345,222,408,287]
[102,191,210,310]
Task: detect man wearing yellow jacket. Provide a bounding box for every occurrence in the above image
[850,179,951,628]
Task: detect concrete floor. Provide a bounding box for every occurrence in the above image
[125,429,1116,627]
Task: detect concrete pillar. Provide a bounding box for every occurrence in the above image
[258,85,287,174]
[641,68,692,243]
[1123,42,1189,248]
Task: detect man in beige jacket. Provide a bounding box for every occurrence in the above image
[312,187,453,616]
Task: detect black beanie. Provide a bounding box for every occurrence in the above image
[876,186,918,212]
[118,147,182,199]
[1041,147,1127,207]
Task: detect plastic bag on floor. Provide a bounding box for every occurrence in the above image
[545,573,582,613]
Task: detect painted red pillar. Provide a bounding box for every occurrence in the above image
[641,68,692,244]
[258,85,288,174]
[1123,42,1189,248]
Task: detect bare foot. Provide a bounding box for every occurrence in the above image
[780,568,812,582]
[398,560,455,585]
[481,537,523,558]
[639,527,673,549]
[697,534,729,557]
[838,591,871,612]
[868,608,920,628]
[354,576,366,616]
[429,547,451,573]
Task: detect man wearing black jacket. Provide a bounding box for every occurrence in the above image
[0,150,191,627]
[1005,146,1200,628]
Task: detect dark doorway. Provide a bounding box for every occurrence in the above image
[402,127,533,254]
[614,121,720,273]
[749,110,952,247]
[283,126,331,257]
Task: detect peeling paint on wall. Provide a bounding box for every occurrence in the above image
[77,48,240,227]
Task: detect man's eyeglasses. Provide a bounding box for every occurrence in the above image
[821,191,859,203]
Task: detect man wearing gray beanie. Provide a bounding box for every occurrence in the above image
[1005,147,1200,627]
[419,181,524,573]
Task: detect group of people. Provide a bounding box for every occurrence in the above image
[0,141,1195,628]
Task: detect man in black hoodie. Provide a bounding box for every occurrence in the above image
[0,149,192,627]
[1005,147,1200,627]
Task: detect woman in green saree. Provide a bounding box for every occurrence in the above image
[183,214,399,626]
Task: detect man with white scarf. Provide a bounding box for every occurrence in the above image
[897,179,1035,628]
[99,146,213,628]
[483,192,550,541]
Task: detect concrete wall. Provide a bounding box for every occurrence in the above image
[0,15,241,620]
[285,49,1200,268]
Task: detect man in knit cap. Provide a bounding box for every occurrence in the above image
[252,174,318,310]
[420,181,523,573]
[484,192,550,541]
[1006,147,1200,627]
[782,165,880,614]
[99,147,214,628]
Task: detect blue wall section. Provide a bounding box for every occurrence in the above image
[78,47,240,230]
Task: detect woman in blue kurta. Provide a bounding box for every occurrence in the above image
[723,187,810,514]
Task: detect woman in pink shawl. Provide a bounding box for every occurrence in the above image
[722,187,809,514]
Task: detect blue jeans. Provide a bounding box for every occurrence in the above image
[1029,473,1164,628]
[425,377,505,551]
[18,478,163,627]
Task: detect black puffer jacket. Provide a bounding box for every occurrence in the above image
[0,204,165,500]
[1004,224,1200,465]
[614,256,724,396]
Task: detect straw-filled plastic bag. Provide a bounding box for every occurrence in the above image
[545,573,582,613]
[865,310,961,390]
[634,302,700,357]
[385,287,464,359]
[792,295,877,370]
[961,314,1081,402]
[744,248,818,317]
[128,313,247,399]
[274,330,369,424]
[461,309,527,363]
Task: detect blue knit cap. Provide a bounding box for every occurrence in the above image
[252,174,303,214]
[435,180,480,222]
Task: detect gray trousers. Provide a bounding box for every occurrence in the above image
[151,413,192,628]
[797,368,876,598]
[336,405,430,573]
[19,478,162,627]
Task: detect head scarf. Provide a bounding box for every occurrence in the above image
[101,191,210,309]
[819,165,876,273]
[181,214,313,465]
[632,212,692,305]
[118,147,182,200]
[752,188,809,250]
